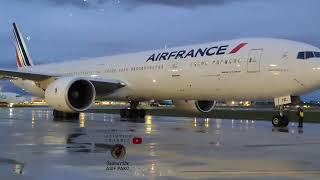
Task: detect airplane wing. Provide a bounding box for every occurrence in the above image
[0,68,126,94]
[0,68,53,81]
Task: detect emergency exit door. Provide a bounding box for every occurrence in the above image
[247,49,263,72]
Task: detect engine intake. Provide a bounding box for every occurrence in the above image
[195,100,216,113]
[45,77,96,112]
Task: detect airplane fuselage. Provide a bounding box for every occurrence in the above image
[12,38,320,102]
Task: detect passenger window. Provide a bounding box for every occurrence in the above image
[297,52,305,59]
[306,51,314,59]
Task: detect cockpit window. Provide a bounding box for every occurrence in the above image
[306,51,314,59]
[297,52,305,59]
[315,52,320,57]
[297,51,320,59]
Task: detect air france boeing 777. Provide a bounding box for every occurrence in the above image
[2,23,320,127]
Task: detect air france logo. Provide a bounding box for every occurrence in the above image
[146,43,247,62]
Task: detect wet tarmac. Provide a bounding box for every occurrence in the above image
[1,107,320,179]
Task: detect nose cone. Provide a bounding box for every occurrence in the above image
[307,59,320,90]
[295,45,320,90]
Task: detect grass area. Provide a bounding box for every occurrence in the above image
[88,108,320,123]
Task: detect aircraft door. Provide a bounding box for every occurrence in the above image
[169,60,189,93]
[247,49,263,72]
[170,60,184,77]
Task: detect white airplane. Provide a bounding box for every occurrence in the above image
[0,92,25,106]
[2,23,320,127]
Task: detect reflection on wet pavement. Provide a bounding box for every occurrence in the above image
[0,157,25,175]
[0,107,320,179]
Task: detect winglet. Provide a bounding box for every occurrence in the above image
[12,22,34,68]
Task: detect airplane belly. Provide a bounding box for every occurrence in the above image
[103,71,291,101]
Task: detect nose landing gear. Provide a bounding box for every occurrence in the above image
[272,114,289,127]
[272,105,289,127]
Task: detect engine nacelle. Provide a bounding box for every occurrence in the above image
[195,100,216,113]
[45,77,96,112]
[174,100,216,113]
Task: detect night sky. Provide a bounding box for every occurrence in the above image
[0,0,320,101]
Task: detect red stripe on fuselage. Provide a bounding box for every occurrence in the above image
[229,43,247,54]
[15,49,22,67]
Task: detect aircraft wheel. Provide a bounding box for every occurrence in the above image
[130,109,139,118]
[272,114,289,127]
[120,109,145,119]
[138,109,146,119]
[53,110,79,120]
[281,115,289,127]
[120,109,126,118]
[272,115,281,127]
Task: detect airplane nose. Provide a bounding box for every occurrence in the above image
[312,63,320,86]
[312,67,320,71]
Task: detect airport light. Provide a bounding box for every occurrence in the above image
[145,116,153,134]
[216,119,221,129]
[79,113,86,128]
[32,111,35,128]
[9,108,13,118]
[205,118,210,128]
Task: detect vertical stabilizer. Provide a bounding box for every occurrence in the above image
[12,22,34,68]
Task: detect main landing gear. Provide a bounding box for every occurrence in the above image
[53,110,79,120]
[272,105,289,127]
[120,101,146,119]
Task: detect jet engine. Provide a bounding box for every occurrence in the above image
[174,100,216,113]
[45,77,96,112]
